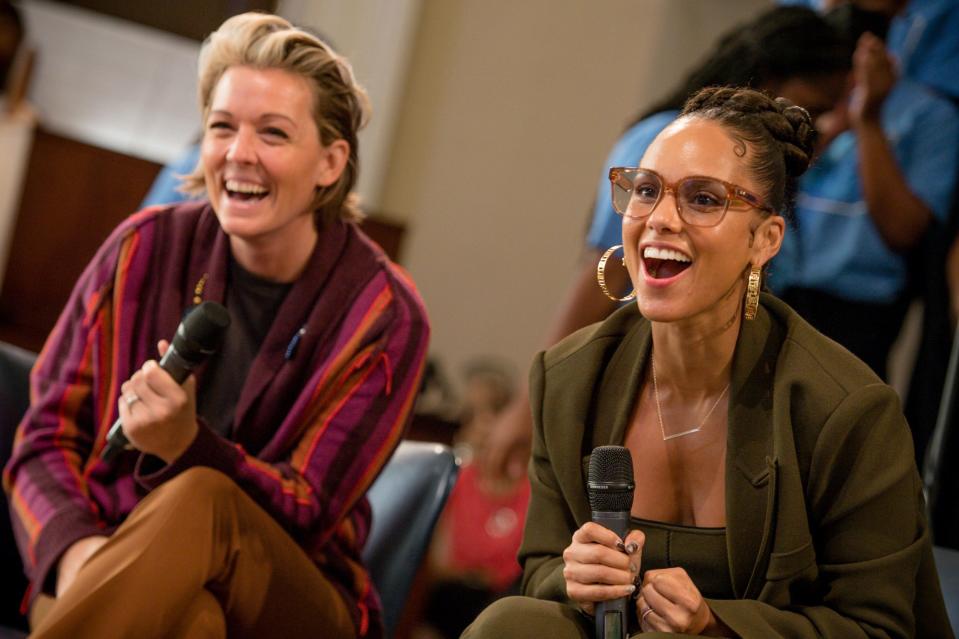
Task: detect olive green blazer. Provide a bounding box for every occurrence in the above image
[519,294,953,638]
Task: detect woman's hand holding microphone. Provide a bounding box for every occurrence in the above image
[562,521,732,636]
[117,340,198,464]
[562,522,644,616]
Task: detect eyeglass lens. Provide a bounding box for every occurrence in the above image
[613,170,729,226]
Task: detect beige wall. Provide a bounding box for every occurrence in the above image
[277,0,423,210]
[382,0,768,389]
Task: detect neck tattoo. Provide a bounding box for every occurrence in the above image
[651,355,730,441]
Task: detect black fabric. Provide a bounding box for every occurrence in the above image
[924,325,959,551]
[903,179,959,549]
[934,437,959,549]
[0,343,35,632]
[197,257,292,439]
[780,287,909,381]
[904,209,958,464]
[423,578,521,639]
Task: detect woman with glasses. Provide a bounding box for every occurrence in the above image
[463,86,952,638]
[479,4,852,489]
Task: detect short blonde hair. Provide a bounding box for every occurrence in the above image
[182,12,371,224]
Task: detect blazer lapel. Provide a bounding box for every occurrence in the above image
[725,300,782,599]
[548,309,651,525]
[591,318,651,449]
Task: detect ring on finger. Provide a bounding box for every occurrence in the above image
[641,608,654,623]
[124,392,140,408]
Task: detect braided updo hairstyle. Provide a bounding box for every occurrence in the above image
[680,86,817,217]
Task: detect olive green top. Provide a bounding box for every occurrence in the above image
[519,294,954,638]
[630,516,734,601]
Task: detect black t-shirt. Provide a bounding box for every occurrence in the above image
[197,257,292,437]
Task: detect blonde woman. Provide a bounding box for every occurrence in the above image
[4,13,429,639]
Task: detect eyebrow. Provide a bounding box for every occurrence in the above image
[208,110,298,128]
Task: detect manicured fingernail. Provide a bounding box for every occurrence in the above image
[626,542,638,554]
[629,563,638,573]
[616,541,627,553]
[625,585,635,594]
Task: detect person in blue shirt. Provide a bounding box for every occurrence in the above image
[782,0,959,103]
[770,8,959,381]
[140,143,201,208]
[779,0,959,552]
[887,0,959,103]
[480,6,852,484]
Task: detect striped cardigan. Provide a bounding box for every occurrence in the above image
[3,202,430,638]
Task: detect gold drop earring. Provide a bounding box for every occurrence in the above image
[744,264,761,321]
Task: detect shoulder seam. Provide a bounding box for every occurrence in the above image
[781,331,855,396]
[543,333,622,372]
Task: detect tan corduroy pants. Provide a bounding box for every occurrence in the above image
[30,467,356,639]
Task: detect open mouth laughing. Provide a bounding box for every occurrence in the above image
[642,245,692,280]
[224,179,270,202]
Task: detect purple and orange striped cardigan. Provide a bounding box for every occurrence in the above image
[3,201,430,638]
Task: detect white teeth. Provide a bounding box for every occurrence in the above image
[225,179,268,195]
[643,246,691,262]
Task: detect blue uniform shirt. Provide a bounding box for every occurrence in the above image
[586,111,677,251]
[886,0,959,101]
[771,79,959,302]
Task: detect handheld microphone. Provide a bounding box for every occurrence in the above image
[587,445,635,639]
[101,301,231,463]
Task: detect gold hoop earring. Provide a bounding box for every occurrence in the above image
[596,245,637,302]
[744,265,761,321]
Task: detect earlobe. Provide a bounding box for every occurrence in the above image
[316,139,350,188]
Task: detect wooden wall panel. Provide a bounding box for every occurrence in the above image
[0,128,162,350]
[51,0,278,42]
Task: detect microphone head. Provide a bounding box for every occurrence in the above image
[172,301,231,363]
[588,445,635,512]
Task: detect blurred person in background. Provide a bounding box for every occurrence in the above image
[3,13,429,639]
[415,359,527,639]
[780,0,959,552]
[480,5,852,486]
[769,0,959,483]
[140,141,201,208]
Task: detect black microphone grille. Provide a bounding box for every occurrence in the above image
[588,445,635,512]
[175,301,231,358]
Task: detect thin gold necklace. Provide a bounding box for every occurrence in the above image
[651,355,730,441]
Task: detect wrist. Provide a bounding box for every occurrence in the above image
[157,422,198,464]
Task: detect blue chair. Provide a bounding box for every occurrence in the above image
[0,342,458,638]
[363,441,459,637]
[935,539,959,635]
